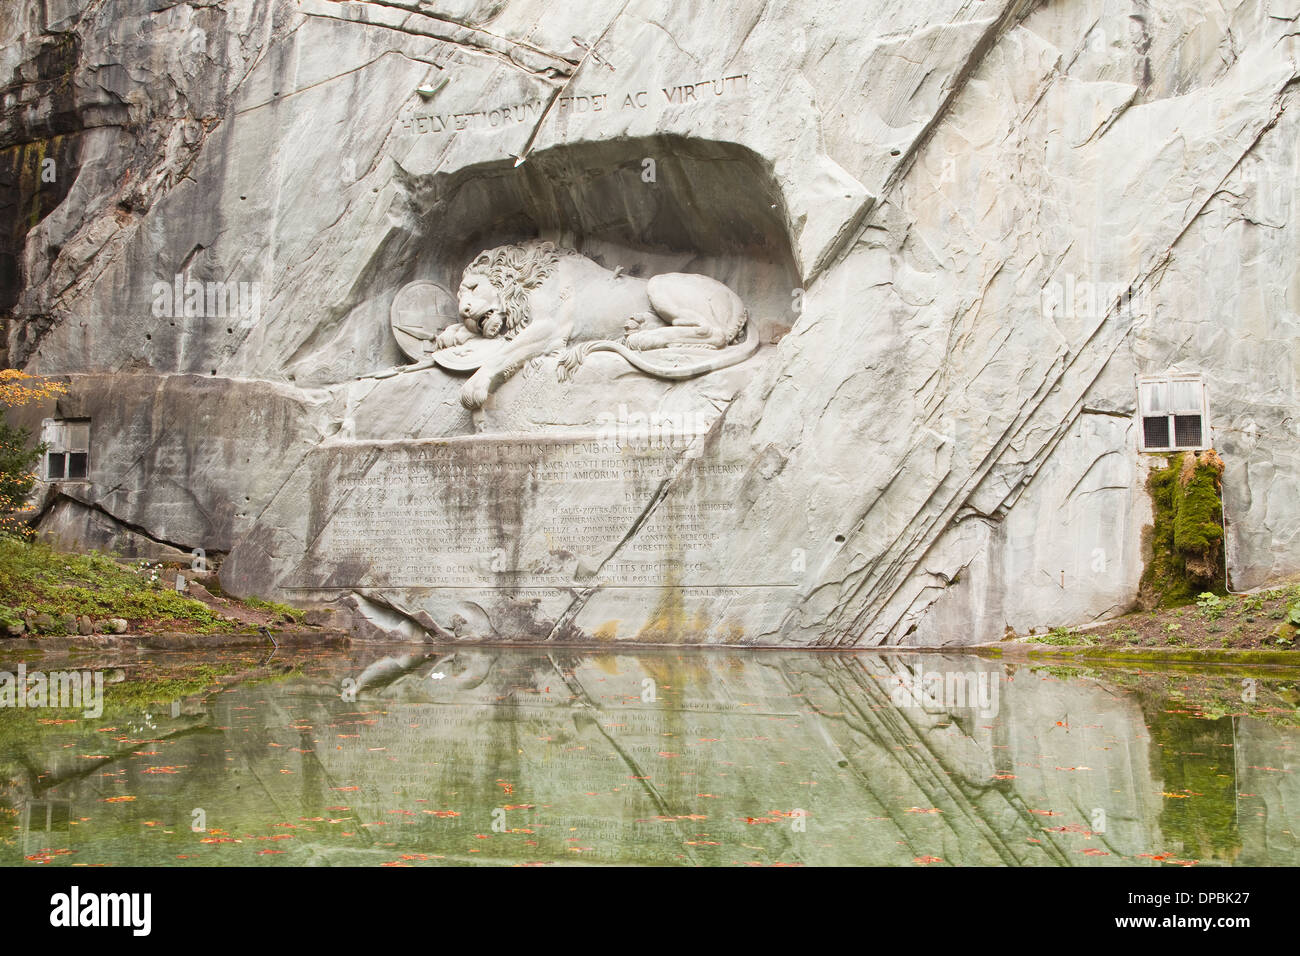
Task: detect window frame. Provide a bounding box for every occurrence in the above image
[1137,375,1210,453]
[40,418,90,483]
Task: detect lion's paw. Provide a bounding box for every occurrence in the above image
[624,312,655,335]
[556,345,586,382]
[460,375,491,409]
[625,329,656,350]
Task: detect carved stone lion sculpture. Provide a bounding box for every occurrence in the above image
[435,241,759,409]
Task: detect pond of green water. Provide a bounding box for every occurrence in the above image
[1,647,1296,866]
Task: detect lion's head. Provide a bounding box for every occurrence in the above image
[457,240,571,339]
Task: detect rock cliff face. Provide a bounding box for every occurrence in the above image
[3,0,1298,644]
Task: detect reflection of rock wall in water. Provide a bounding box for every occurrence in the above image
[4,2,1300,643]
[3,651,1295,866]
[1235,722,1300,865]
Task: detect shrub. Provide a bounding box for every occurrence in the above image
[0,420,43,539]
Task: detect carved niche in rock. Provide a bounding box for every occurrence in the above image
[387,241,761,409]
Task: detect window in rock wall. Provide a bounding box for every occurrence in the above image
[1138,376,1209,452]
[40,419,90,481]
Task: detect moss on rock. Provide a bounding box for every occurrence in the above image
[1140,450,1226,607]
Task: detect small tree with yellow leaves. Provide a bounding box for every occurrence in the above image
[0,370,68,538]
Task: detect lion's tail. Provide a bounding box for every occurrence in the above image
[565,323,762,381]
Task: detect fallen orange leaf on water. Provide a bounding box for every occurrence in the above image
[25,848,74,864]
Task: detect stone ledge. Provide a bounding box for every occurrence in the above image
[0,630,350,651]
[975,642,1300,671]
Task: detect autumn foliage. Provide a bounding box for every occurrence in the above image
[0,370,67,538]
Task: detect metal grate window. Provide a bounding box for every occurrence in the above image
[1138,378,1208,452]
[1173,415,1203,449]
[41,419,90,482]
[1142,416,1170,449]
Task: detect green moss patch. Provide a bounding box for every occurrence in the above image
[0,538,233,634]
[243,596,305,623]
[1140,450,1226,607]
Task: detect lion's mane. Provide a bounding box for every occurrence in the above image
[463,240,572,339]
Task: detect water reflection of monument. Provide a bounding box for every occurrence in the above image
[0,651,1292,865]
[293,650,1287,866]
